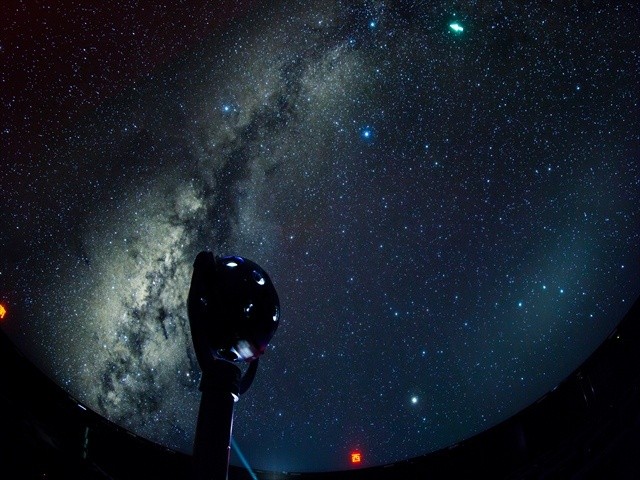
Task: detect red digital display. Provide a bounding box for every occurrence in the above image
[350,451,362,464]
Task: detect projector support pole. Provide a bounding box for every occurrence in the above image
[193,361,241,480]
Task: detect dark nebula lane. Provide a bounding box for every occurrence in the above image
[2,0,639,473]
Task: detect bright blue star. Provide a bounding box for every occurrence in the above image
[361,127,373,140]
[369,20,377,28]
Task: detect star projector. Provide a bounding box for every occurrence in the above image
[187,250,281,479]
[187,251,280,364]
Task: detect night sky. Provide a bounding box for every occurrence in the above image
[2,0,639,473]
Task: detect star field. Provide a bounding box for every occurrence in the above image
[1,0,639,473]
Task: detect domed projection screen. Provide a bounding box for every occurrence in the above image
[2,0,638,473]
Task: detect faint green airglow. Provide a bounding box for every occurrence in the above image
[449,23,464,33]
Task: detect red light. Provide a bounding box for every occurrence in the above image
[0,304,6,320]
[350,451,362,464]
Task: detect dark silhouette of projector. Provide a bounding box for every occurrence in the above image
[187,251,280,480]
[188,251,280,364]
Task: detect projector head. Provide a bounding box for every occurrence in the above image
[188,251,280,363]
